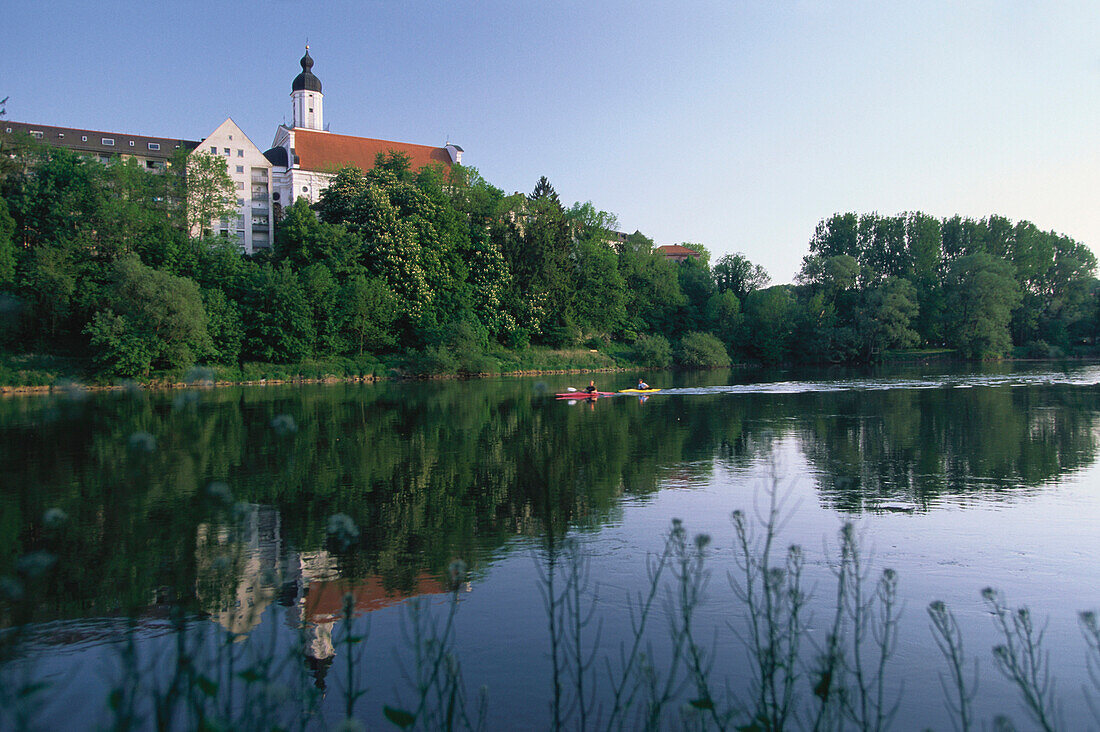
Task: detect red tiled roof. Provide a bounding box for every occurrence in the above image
[656,245,702,257]
[303,573,449,623]
[293,128,451,174]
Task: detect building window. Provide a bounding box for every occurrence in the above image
[4,128,10,133]
[237,149,244,157]
[129,140,135,147]
[57,133,65,139]
[148,142,160,150]
[237,198,244,206]
[236,181,244,189]
[82,136,87,141]
[302,186,309,192]
[210,146,217,154]
[223,147,230,155]
[102,138,115,146]
[30,131,44,139]
[236,165,244,173]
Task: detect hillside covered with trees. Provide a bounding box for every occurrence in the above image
[0,134,1097,381]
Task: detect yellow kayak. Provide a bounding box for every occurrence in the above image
[619,388,661,394]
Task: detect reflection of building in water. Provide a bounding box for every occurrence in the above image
[197,504,471,690]
[279,548,464,690]
[194,504,281,637]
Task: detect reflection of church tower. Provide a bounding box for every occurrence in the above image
[291,47,324,131]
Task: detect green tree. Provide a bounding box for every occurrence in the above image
[241,263,316,362]
[201,288,243,364]
[0,197,15,286]
[704,289,742,346]
[676,331,731,368]
[300,263,340,355]
[741,286,795,364]
[274,197,363,272]
[945,253,1021,359]
[617,232,685,337]
[85,255,212,376]
[713,253,769,301]
[676,257,716,334]
[855,277,920,360]
[337,274,398,355]
[186,152,235,239]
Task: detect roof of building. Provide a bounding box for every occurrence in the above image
[656,244,703,258]
[291,128,453,173]
[263,146,290,167]
[292,48,322,93]
[2,120,198,160]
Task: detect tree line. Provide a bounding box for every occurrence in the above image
[0,133,1096,378]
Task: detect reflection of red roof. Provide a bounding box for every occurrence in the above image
[294,129,452,173]
[656,245,702,258]
[304,574,449,623]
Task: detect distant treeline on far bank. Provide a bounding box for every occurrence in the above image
[0,134,1097,384]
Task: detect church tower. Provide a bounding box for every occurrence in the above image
[291,47,324,130]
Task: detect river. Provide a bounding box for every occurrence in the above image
[2,363,1099,729]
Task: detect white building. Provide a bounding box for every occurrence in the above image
[264,48,463,216]
[193,119,274,253]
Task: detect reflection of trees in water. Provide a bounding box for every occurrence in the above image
[0,380,765,625]
[3,376,1096,625]
[793,386,1100,513]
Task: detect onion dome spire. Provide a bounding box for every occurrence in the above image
[292,46,322,93]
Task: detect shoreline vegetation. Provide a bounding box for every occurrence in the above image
[0,134,1098,388]
[4,348,1100,395]
[3,347,1100,394]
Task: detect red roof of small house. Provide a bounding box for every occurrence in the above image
[293,128,452,173]
[656,245,702,258]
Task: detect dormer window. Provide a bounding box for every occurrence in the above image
[102,138,115,146]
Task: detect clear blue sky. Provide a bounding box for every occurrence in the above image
[7,0,1099,282]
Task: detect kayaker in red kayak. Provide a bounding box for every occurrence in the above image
[585,380,597,395]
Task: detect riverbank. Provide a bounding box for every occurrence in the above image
[0,348,644,394]
[4,345,1098,394]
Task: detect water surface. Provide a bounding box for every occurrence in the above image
[3,363,1100,729]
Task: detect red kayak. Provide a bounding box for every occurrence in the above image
[555,391,615,398]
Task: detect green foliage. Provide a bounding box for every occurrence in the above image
[713,253,769,301]
[85,255,212,376]
[2,137,1097,377]
[0,197,16,286]
[742,286,795,365]
[946,253,1021,359]
[618,232,685,337]
[201,288,243,364]
[676,331,731,368]
[185,152,235,238]
[338,274,398,355]
[633,334,672,368]
[241,263,316,362]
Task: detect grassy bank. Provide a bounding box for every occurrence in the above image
[0,346,636,392]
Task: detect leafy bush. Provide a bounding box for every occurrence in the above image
[676,331,731,368]
[633,334,672,368]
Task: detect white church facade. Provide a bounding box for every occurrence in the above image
[262,48,464,216]
[2,48,464,253]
